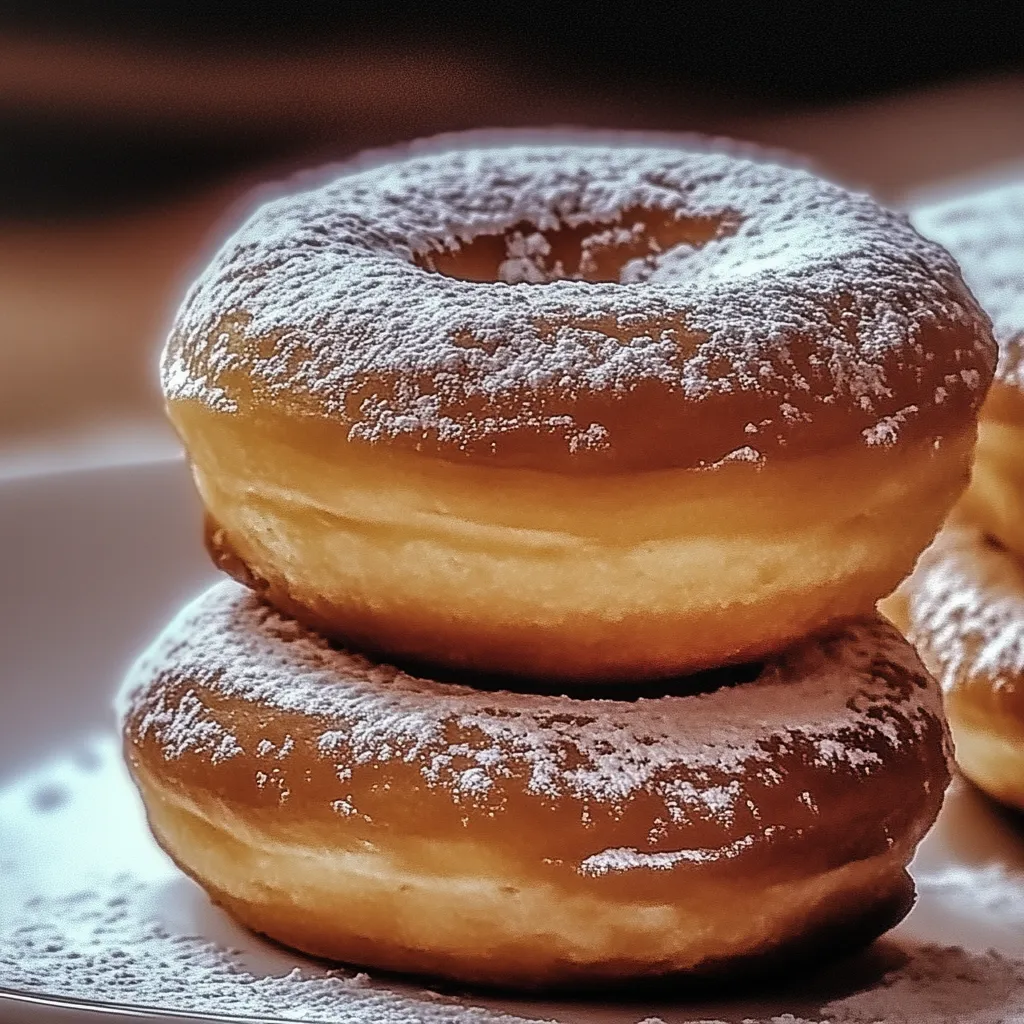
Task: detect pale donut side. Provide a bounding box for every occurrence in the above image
[961,391,1024,559]
[190,406,976,679]
[120,582,951,988]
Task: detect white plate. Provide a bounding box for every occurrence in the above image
[2,458,1024,1024]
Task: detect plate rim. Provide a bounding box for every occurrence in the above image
[0,986,337,1024]
[0,448,183,486]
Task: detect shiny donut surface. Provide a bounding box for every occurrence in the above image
[164,134,996,680]
[121,581,951,989]
[913,182,1024,557]
[168,139,992,470]
[885,524,1024,811]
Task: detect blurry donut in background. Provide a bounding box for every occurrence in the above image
[913,182,1024,558]
[884,524,1024,811]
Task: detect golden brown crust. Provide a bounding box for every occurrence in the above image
[130,773,917,990]
[120,582,950,987]
[163,136,995,475]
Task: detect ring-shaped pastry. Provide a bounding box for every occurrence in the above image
[121,580,951,989]
[165,136,995,680]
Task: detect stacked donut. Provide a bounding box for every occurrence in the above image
[886,182,1024,811]
[119,135,996,989]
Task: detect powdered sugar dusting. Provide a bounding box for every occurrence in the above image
[121,581,947,873]
[0,876,550,1023]
[897,525,1024,692]
[821,946,1024,1023]
[163,136,994,469]
[913,181,1024,392]
[862,405,920,447]
[580,832,760,876]
[5,869,1024,1022]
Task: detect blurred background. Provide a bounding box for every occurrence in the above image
[3,4,1024,475]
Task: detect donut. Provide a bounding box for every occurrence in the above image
[912,182,1024,558]
[120,579,951,990]
[883,524,1024,811]
[163,136,995,681]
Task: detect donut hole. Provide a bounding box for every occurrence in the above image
[414,206,738,284]
[380,653,766,700]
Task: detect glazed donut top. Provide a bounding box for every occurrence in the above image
[121,581,948,876]
[899,526,1024,698]
[163,137,994,472]
[913,182,1024,396]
